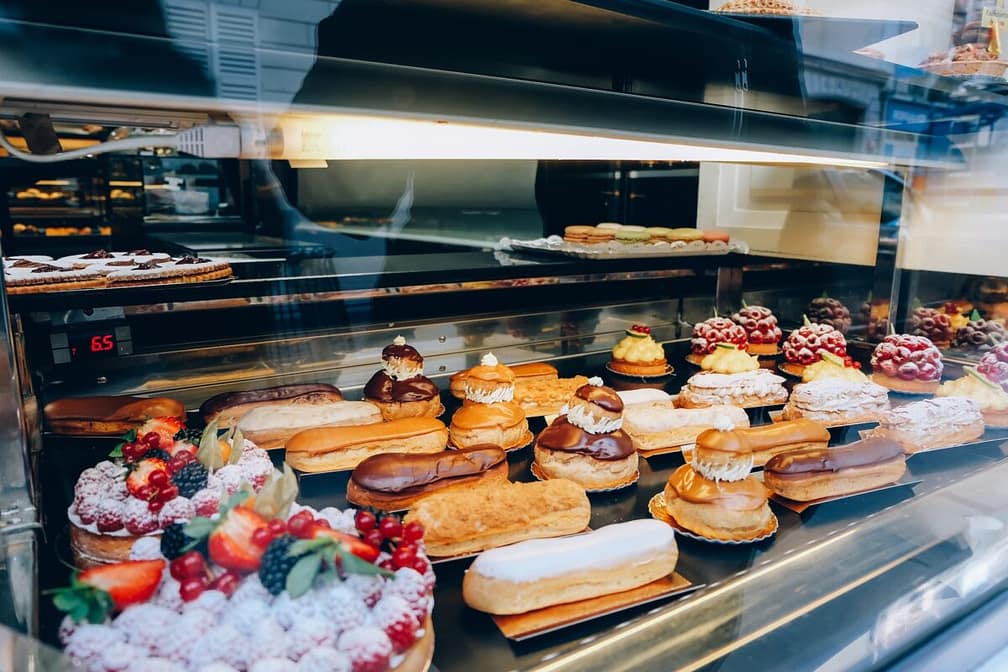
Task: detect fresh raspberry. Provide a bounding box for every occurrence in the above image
[58,615,79,646]
[191,488,220,517]
[153,576,185,614]
[129,536,164,561]
[187,624,248,669]
[95,460,126,479]
[215,465,246,496]
[910,307,953,344]
[319,583,370,635]
[107,479,130,501]
[64,624,125,667]
[123,497,160,535]
[287,618,336,661]
[244,619,288,662]
[955,317,1007,351]
[343,574,384,608]
[126,659,185,672]
[337,626,393,672]
[240,457,274,489]
[373,594,420,653]
[386,568,432,622]
[730,306,781,346]
[870,334,943,382]
[297,647,352,672]
[224,599,272,636]
[100,642,143,672]
[74,480,105,504]
[158,496,195,526]
[806,296,852,334]
[115,604,178,653]
[95,499,125,532]
[249,660,299,672]
[74,497,101,525]
[784,323,847,366]
[978,343,1008,390]
[230,573,271,604]
[690,317,748,356]
[184,589,229,617]
[75,467,107,490]
[271,592,324,630]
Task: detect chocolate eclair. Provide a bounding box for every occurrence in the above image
[763,437,906,502]
[346,445,508,510]
[200,383,344,427]
[364,335,442,421]
[533,379,639,491]
[663,464,774,541]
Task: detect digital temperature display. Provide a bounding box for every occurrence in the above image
[68,332,118,360]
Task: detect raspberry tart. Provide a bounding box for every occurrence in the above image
[953,310,1007,353]
[806,295,852,335]
[56,501,436,672]
[910,306,953,349]
[688,315,747,365]
[870,333,944,394]
[609,324,669,376]
[730,304,782,356]
[780,318,849,377]
[977,343,1008,392]
[69,420,273,568]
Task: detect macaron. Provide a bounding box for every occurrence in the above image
[647,227,676,242]
[614,228,651,243]
[586,228,615,244]
[702,229,731,243]
[564,225,595,244]
[665,228,704,242]
[596,222,624,231]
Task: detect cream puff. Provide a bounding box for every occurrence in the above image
[609,324,668,376]
[663,464,773,541]
[463,352,516,403]
[534,379,638,490]
[691,418,754,482]
[363,336,442,420]
[449,353,531,450]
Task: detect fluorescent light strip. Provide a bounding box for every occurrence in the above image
[266,115,888,168]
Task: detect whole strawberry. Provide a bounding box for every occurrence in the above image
[806,295,852,334]
[910,307,953,347]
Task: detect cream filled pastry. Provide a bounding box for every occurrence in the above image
[780,378,890,426]
[764,437,907,502]
[622,403,749,452]
[731,418,830,467]
[937,368,1008,428]
[609,324,668,376]
[866,396,984,453]
[691,418,754,482]
[364,335,441,420]
[678,369,788,409]
[450,353,530,451]
[663,464,773,541]
[534,380,638,490]
[464,352,516,404]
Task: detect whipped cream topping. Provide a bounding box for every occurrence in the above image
[587,376,604,387]
[567,402,622,434]
[469,520,675,582]
[681,370,787,406]
[481,352,499,367]
[385,359,423,380]
[788,379,890,414]
[692,455,754,483]
[465,385,515,403]
[713,415,736,432]
[392,335,407,346]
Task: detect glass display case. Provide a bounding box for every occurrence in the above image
[1,0,1008,670]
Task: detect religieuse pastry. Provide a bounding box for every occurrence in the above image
[780,317,849,377]
[678,344,787,409]
[763,437,907,502]
[286,417,449,473]
[404,479,591,557]
[45,395,186,436]
[608,324,669,376]
[731,304,782,355]
[869,333,943,394]
[622,402,749,453]
[199,383,344,427]
[687,315,748,365]
[937,367,1008,428]
[346,446,509,511]
[462,519,678,615]
[866,397,985,453]
[533,379,639,490]
[236,401,383,451]
[57,503,437,672]
[448,353,532,450]
[363,335,442,420]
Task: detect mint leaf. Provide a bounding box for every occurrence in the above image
[337,547,393,578]
[183,517,216,541]
[286,552,323,599]
[288,538,331,557]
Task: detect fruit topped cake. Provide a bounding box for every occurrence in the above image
[806,294,852,335]
[977,342,1008,392]
[780,317,849,376]
[953,310,1007,352]
[730,304,782,356]
[910,306,953,348]
[55,498,436,672]
[870,333,944,394]
[69,419,274,568]
[610,324,669,376]
[688,315,747,365]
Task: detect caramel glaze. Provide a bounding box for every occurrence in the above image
[573,384,624,413]
[383,343,423,364]
[467,364,515,384]
[200,384,342,419]
[364,371,439,402]
[536,415,634,461]
[351,446,505,493]
[764,437,905,477]
[451,402,525,429]
[667,464,768,510]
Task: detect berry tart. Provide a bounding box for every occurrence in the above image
[806,294,852,335]
[55,501,436,672]
[687,315,747,366]
[977,343,1008,392]
[730,304,782,356]
[910,306,953,349]
[869,334,944,394]
[780,317,849,377]
[937,367,1008,428]
[69,420,274,568]
[953,310,1007,353]
[609,324,670,376]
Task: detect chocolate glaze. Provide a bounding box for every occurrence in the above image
[127,249,152,255]
[175,256,211,265]
[382,343,423,364]
[351,446,504,493]
[10,259,45,268]
[82,250,113,259]
[199,384,343,419]
[31,264,72,273]
[764,437,904,475]
[134,260,162,270]
[574,384,624,413]
[364,371,438,402]
[106,260,136,267]
[537,415,634,460]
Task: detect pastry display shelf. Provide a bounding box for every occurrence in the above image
[35,343,1008,671]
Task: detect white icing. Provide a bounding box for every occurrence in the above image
[787,380,889,414]
[468,520,675,582]
[616,389,671,406]
[878,396,982,436]
[392,335,406,346]
[237,402,381,432]
[713,415,735,432]
[692,455,754,483]
[567,403,622,434]
[481,352,499,367]
[587,376,604,387]
[623,404,749,433]
[465,384,514,404]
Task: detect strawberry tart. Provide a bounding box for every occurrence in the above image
[870,334,944,394]
[780,318,849,377]
[730,304,782,356]
[69,419,274,568]
[56,503,436,672]
[688,315,747,365]
[806,295,852,335]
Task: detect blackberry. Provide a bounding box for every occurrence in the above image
[144,448,172,462]
[174,428,203,444]
[259,535,301,595]
[160,523,188,560]
[171,462,209,498]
